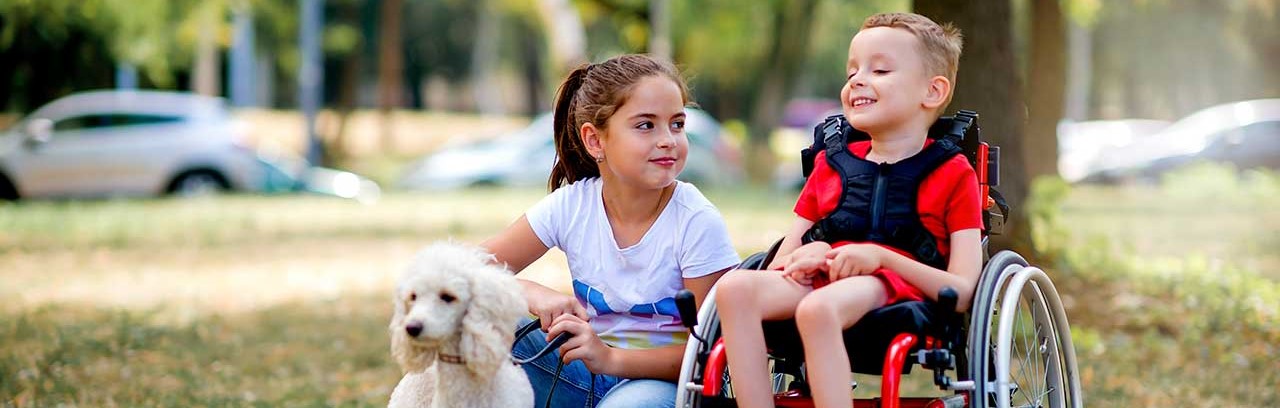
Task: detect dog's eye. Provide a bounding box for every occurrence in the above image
[408,292,417,301]
[439,292,456,303]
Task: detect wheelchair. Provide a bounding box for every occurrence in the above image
[673,111,1083,408]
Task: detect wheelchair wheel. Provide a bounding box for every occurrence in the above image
[676,285,724,407]
[968,251,1083,408]
[677,250,777,408]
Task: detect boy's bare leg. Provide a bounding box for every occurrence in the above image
[714,269,812,408]
[794,276,888,408]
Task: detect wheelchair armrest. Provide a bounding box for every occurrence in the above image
[759,237,784,269]
[928,287,963,350]
[738,238,785,270]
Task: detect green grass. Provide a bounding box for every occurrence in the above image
[1,298,393,407]
[1,165,1278,407]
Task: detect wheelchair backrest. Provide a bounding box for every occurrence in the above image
[800,110,1006,235]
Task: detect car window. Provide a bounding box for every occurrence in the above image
[54,113,185,132]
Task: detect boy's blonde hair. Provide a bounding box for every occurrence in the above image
[862,13,963,113]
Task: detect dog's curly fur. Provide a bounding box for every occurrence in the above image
[387,242,532,408]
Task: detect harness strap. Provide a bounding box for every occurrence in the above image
[802,115,971,271]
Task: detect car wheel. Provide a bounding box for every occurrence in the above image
[167,170,231,197]
[0,173,18,201]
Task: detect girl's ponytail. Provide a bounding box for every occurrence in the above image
[548,65,599,191]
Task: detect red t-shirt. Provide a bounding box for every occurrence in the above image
[793,139,982,302]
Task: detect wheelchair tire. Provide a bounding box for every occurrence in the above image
[966,251,1026,407]
[676,285,725,407]
[968,252,1083,408]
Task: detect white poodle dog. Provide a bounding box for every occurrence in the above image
[388,242,532,408]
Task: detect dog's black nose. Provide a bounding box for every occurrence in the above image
[405,322,423,337]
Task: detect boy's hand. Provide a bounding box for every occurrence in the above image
[783,241,831,284]
[825,244,885,281]
[768,253,789,270]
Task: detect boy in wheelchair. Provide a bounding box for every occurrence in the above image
[713,13,981,408]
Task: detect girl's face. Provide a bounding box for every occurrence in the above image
[840,26,934,135]
[589,76,689,190]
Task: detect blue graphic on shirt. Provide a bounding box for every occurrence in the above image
[572,280,682,322]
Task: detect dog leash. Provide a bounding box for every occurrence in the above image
[513,319,598,408]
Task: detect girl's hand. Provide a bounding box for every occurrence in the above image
[525,283,589,332]
[547,314,615,374]
[825,244,884,281]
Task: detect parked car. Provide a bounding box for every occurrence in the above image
[1083,99,1280,183]
[1056,119,1172,183]
[255,150,382,204]
[0,90,380,201]
[398,108,743,190]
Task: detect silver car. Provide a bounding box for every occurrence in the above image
[1084,99,1280,183]
[0,90,262,199]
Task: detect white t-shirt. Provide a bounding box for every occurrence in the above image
[527,177,740,349]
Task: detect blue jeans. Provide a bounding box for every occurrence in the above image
[512,317,677,408]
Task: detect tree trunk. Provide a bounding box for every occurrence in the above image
[1024,0,1066,181]
[331,2,365,164]
[1063,17,1090,121]
[915,0,1031,253]
[193,4,221,97]
[744,0,821,184]
[648,0,671,60]
[471,0,503,115]
[536,0,587,73]
[517,17,547,116]
[378,0,405,152]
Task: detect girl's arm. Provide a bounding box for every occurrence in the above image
[480,215,549,273]
[874,228,983,311]
[482,215,587,328]
[548,268,731,380]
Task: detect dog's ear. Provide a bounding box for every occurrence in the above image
[460,264,527,377]
[390,288,435,373]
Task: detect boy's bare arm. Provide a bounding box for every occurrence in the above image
[873,228,983,311]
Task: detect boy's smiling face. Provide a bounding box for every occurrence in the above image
[840,26,937,136]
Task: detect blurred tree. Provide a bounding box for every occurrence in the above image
[1024,0,1066,181]
[472,0,505,115]
[0,0,203,111]
[326,0,370,163]
[1087,0,1279,120]
[377,0,404,151]
[741,0,822,183]
[916,0,1032,252]
[648,0,671,60]
[669,0,824,184]
[192,0,227,97]
[403,0,479,110]
[538,0,588,73]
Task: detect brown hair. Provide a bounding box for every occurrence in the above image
[548,54,690,191]
[861,13,963,113]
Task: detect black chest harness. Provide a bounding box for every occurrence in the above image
[800,114,975,271]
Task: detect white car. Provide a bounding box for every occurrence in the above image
[1083,99,1280,183]
[398,108,743,190]
[1056,119,1171,183]
[0,90,264,199]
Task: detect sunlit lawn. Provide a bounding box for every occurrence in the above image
[1,171,1277,406]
